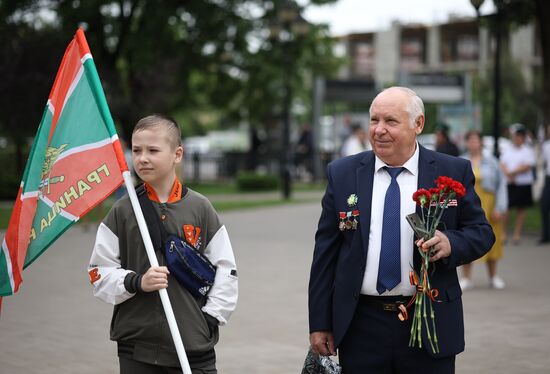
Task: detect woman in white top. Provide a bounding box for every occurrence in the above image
[500,125,536,244]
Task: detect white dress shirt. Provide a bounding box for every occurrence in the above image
[361,144,419,296]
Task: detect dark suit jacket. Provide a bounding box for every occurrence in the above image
[308,145,495,358]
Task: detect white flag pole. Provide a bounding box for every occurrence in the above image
[122,171,192,374]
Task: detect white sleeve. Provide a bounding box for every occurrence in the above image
[201,225,238,326]
[88,222,135,305]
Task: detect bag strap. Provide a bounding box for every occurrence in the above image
[135,183,190,247]
[136,184,166,249]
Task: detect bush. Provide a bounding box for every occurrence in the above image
[236,172,279,191]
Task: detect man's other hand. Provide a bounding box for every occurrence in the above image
[310,331,336,356]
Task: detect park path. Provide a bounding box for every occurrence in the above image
[1,202,549,373]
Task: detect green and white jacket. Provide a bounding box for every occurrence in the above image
[88,186,237,366]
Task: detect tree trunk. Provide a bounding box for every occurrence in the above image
[536,0,550,125]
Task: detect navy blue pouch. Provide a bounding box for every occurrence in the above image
[164,234,216,297]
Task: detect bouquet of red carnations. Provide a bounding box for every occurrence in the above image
[399,176,466,354]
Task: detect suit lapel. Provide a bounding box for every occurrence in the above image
[414,146,437,269]
[358,152,375,257]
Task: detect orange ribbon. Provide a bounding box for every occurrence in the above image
[398,270,440,321]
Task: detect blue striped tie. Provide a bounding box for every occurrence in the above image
[377,166,405,295]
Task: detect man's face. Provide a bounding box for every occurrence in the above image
[368,89,424,166]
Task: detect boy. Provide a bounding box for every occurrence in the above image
[88,114,238,374]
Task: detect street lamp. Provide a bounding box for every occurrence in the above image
[268,1,309,200]
[471,0,501,158]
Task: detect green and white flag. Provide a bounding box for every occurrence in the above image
[0,29,128,301]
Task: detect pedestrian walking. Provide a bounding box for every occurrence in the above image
[500,124,536,244]
[460,130,508,290]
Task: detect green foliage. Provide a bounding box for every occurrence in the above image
[0,174,21,200]
[236,172,279,191]
[0,0,342,184]
[493,0,536,28]
[472,52,542,133]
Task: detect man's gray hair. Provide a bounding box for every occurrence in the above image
[370,86,424,128]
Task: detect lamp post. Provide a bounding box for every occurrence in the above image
[269,1,309,200]
[471,0,501,158]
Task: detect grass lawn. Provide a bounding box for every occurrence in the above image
[1,186,543,234]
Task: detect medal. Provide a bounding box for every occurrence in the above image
[339,212,346,231]
[338,210,360,231]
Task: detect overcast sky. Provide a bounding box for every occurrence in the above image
[304,0,496,36]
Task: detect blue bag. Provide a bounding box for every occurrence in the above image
[137,184,216,298]
[164,234,216,298]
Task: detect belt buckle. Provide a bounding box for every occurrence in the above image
[382,303,397,312]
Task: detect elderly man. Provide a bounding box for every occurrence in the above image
[308,87,494,373]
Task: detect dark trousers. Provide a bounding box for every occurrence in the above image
[339,297,455,374]
[540,176,550,241]
[119,357,217,374]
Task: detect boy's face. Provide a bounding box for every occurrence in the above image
[131,128,183,186]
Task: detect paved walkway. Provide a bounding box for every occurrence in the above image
[1,202,549,373]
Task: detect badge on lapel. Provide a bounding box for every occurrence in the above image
[347,193,358,207]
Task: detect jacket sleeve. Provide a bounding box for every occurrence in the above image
[202,224,238,326]
[88,221,136,305]
[308,163,343,333]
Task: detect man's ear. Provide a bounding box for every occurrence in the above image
[414,114,425,135]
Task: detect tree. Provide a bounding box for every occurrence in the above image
[473,52,541,133]
[0,19,66,175]
[534,0,550,125]
[0,0,340,142]
[489,0,550,126]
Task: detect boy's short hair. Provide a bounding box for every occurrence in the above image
[133,114,182,149]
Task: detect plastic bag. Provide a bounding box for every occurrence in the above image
[301,347,342,374]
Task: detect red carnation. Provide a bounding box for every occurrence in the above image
[412,189,431,207]
[429,187,440,200]
[450,180,466,198]
[435,176,454,190]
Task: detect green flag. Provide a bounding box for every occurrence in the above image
[1,29,128,299]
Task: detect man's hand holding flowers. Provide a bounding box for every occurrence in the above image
[416,230,452,262]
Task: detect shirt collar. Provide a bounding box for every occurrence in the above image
[374,142,420,176]
[144,178,183,203]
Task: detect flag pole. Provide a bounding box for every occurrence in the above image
[122,171,192,374]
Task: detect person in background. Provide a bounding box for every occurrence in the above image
[500,124,536,244]
[539,125,550,244]
[294,123,314,180]
[435,122,460,157]
[460,130,508,290]
[341,123,369,157]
